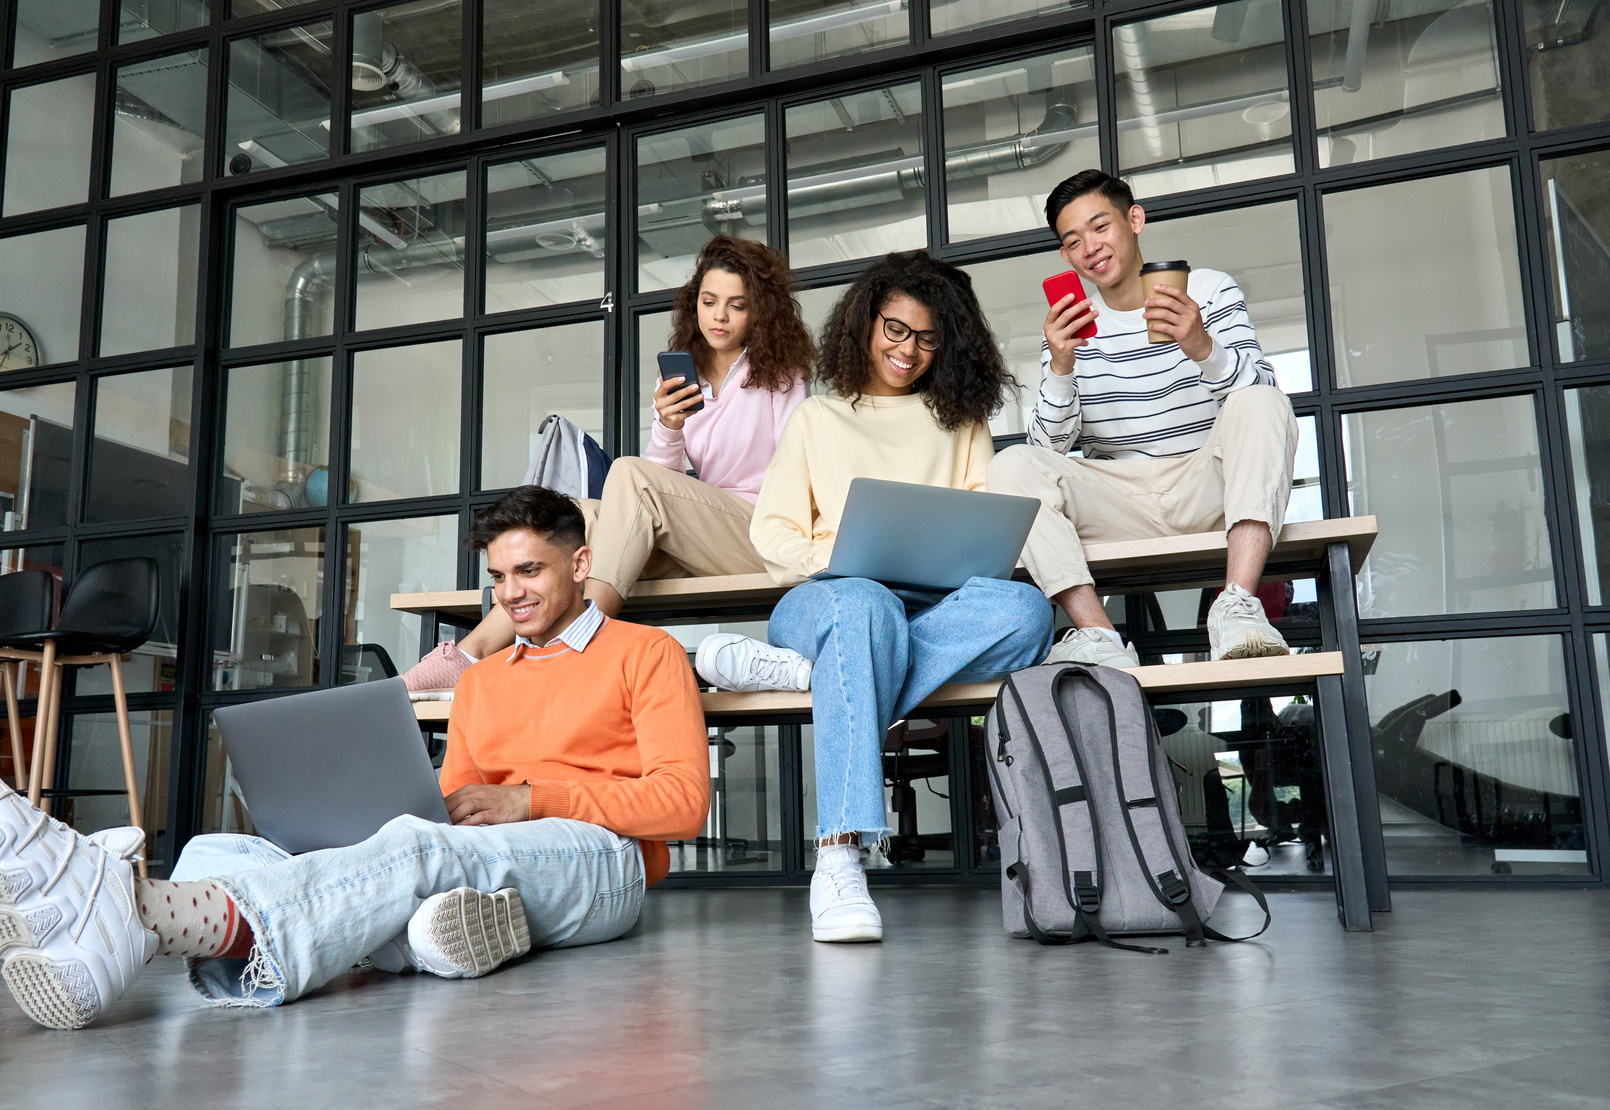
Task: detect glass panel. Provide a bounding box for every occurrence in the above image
[1325,168,1526,388]
[769,0,908,71]
[637,310,673,448]
[100,205,201,357]
[786,83,925,268]
[212,527,324,690]
[354,171,467,331]
[1541,149,1610,364]
[932,0,1083,36]
[232,0,319,13]
[942,48,1100,243]
[219,357,332,513]
[1308,0,1502,168]
[1114,0,1294,197]
[225,19,334,173]
[201,713,256,836]
[958,252,1061,437]
[118,0,211,44]
[3,75,96,216]
[349,0,464,154]
[1525,0,1610,131]
[636,114,766,292]
[111,48,210,196]
[229,195,339,349]
[485,148,608,313]
[1565,385,1610,605]
[12,0,99,67]
[61,711,172,850]
[482,321,606,490]
[480,0,599,124]
[350,340,461,502]
[74,533,185,696]
[1144,200,1312,392]
[1291,413,1322,523]
[0,226,85,367]
[87,367,192,523]
[1146,696,1333,876]
[1344,396,1553,618]
[1369,635,1584,876]
[342,515,457,684]
[666,724,784,874]
[0,381,75,531]
[620,1,746,99]
[795,282,846,338]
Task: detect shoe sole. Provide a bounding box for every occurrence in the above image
[0,905,59,956]
[2,952,102,1030]
[1214,630,1291,661]
[423,889,531,978]
[812,924,883,943]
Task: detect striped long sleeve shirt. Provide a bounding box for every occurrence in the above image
[1027,268,1276,460]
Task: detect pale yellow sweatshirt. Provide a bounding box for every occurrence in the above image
[750,392,995,585]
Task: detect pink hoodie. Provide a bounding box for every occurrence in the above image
[644,349,807,504]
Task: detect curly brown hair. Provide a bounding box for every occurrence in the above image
[816,251,1016,431]
[667,236,814,393]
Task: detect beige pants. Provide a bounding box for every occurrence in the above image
[986,384,1298,597]
[582,456,765,598]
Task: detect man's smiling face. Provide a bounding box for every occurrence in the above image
[1055,192,1146,291]
[484,527,589,642]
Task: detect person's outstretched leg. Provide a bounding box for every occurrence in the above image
[770,577,908,942]
[895,577,1054,718]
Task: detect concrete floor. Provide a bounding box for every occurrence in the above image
[3,887,1608,1109]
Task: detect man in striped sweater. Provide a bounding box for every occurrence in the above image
[987,169,1299,668]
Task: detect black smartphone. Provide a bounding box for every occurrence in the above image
[656,350,704,415]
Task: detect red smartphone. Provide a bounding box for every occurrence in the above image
[1042,271,1098,340]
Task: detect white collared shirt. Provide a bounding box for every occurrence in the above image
[509,600,606,660]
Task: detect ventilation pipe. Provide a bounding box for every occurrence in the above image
[350,10,459,135]
[1342,0,1374,93]
[1112,22,1166,159]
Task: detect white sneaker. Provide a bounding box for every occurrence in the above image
[406,887,531,979]
[0,785,156,1029]
[696,634,812,693]
[1044,627,1141,668]
[1207,583,1290,661]
[810,845,882,943]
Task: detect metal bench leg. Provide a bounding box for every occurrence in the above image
[1317,540,1392,913]
[1315,673,1372,931]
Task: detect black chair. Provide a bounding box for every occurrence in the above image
[342,642,399,682]
[0,558,159,875]
[0,569,57,791]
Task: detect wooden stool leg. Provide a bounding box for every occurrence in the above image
[4,661,23,792]
[26,641,55,808]
[38,658,63,818]
[107,655,147,879]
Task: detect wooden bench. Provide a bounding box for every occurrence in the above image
[394,515,1383,931]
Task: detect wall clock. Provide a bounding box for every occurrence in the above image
[0,313,41,371]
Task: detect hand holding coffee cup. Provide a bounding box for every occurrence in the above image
[1140,260,1212,360]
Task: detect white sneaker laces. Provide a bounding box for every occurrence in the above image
[746,650,800,688]
[18,804,109,943]
[1218,591,1262,620]
[823,863,868,902]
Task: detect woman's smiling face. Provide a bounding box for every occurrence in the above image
[863,293,935,397]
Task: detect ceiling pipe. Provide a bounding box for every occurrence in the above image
[1112,22,1166,159]
[1342,0,1374,93]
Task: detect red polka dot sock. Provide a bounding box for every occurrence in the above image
[134,879,255,960]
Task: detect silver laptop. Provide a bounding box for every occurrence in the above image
[823,478,1039,593]
[212,678,450,854]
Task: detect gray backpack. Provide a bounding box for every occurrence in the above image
[986,661,1270,953]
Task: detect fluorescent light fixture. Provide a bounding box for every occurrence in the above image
[329,69,572,130]
[236,142,408,249]
[620,0,906,72]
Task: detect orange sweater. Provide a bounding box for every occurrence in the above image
[440,618,709,885]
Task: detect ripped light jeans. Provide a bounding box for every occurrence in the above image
[170,815,644,1007]
[769,575,1053,845]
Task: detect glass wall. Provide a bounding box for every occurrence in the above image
[0,0,1602,887]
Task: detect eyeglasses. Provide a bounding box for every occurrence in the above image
[878,312,941,352]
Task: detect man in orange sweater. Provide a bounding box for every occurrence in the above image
[0,486,709,1027]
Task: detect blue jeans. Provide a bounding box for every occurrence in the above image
[170,815,645,1007]
[769,576,1053,843]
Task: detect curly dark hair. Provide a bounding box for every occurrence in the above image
[816,251,1015,431]
[667,236,814,393]
[470,485,586,553]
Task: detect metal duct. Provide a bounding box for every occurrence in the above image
[1113,22,1166,160]
[1342,0,1374,93]
[350,11,460,135]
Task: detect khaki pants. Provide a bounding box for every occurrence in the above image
[582,456,765,598]
[986,385,1298,597]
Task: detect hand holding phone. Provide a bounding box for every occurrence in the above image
[655,350,704,430]
[1041,271,1099,376]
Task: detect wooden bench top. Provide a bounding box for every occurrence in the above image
[412,651,1343,723]
[392,516,1377,621]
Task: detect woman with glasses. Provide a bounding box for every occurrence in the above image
[403,235,814,693]
[695,251,1053,943]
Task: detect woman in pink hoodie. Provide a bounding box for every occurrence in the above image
[404,236,813,692]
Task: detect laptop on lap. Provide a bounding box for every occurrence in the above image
[822,478,1039,593]
[212,678,451,854]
